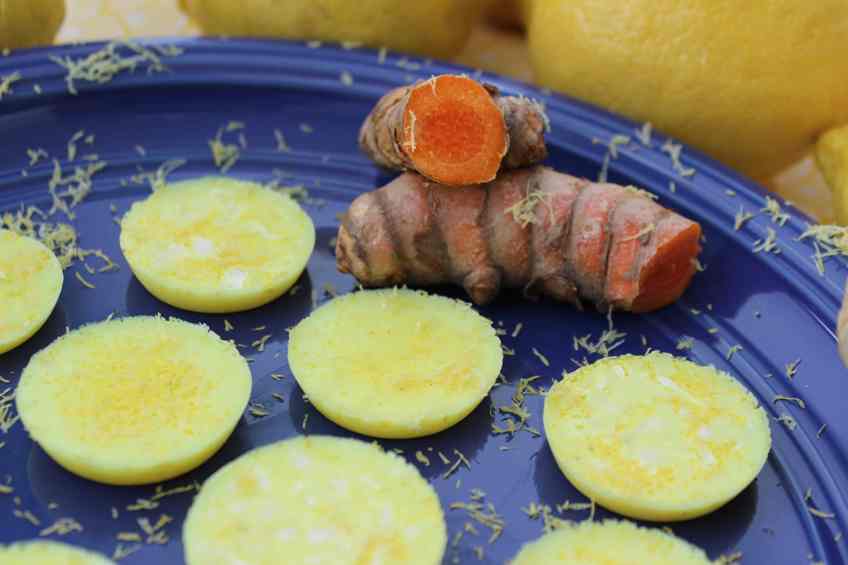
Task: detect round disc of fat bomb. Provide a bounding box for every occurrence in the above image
[16,316,252,485]
[0,540,115,565]
[288,289,503,438]
[183,435,447,565]
[509,520,711,565]
[544,352,771,521]
[119,176,315,313]
[0,230,63,354]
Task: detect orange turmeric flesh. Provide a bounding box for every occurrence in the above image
[336,166,701,312]
[403,75,507,185]
[359,74,547,186]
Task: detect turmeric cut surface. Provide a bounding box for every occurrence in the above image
[288,289,503,438]
[336,166,701,312]
[359,74,547,186]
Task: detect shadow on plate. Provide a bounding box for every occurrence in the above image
[123,270,315,334]
[0,304,67,372]
[288,387,495,480]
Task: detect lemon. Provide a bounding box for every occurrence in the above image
[509,520,710,565]
[0,230,63,355]
[544,352,771,521]
[816,125,848,225]
[288,289,503,438]
[528,0,848,179]
[183,436,447,565]
[0,0,65,50]
[179,0,485,59]
[120,177,314,313]
[0,540,114,565]
[16,316,252,485]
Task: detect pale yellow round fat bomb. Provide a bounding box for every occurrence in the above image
[119,176,315,313]
[544,352,771,521]
[183,435,447,565]
[288,289,503,438]
[0,230,63,354]
[16,316,252,485]
[0,540,115,565]
[509,520,711,565]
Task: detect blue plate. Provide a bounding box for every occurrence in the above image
[1,39,846,564]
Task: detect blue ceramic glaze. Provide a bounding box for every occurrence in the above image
[0,39,846,564]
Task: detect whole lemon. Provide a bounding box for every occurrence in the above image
[0,0,65,50]
[528,0,848,179]
[179,0,485,59]
[816,125,848,225]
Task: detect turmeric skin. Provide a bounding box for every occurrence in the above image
[358,74,547,187]
[336,166,701,312]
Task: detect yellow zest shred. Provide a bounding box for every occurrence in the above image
[26,148,49,167]
[505,188,554,228]
[762,196,790,226]
[274,129,290,152]
[753,228,780,254]
[209,122,244,173]
[676,336,694,351]
[798,224,848,275]
[39,517,83,536]
[726,344,743,360]
[449,490,504,544]
[634,122,652,146]
[13,509,41,526]
[151,482,199,501]
[776,414,797,431]
[531,348,550,367]
[74,271,95,289]
[112,543,142,560]
[248,403,269,418]
[661,140,696,177]
[773,395,805,409]
[785,358,801,379]
[734,207,754,231]
[0,71,21,100]
[0,387,20,434]
[127,158,186,191]
[715,552,743,564]
[251,334,272,352]
[50,41,183,95]
[126,499,158,512]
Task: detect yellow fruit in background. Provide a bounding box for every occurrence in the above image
[816,125,848,226]
[528,0,848,180]
[0,0,65,49]
[179,0,485,59]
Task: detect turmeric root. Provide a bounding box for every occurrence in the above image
[358,74,548,187]
[336,166,701,312]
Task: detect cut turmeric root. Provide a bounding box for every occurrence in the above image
[336,166,701,312]
[359,74,548,186]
